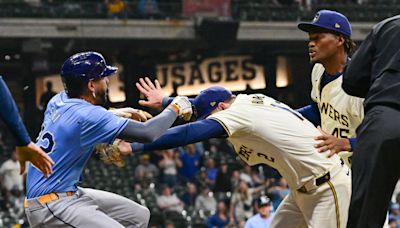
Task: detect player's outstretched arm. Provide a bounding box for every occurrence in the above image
[0,76,54,176]
[118,119,226,155]
[117,96,192,143]
[314,126,353,157]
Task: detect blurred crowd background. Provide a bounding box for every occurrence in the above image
[1,128,400,227]
[0,0,399,21]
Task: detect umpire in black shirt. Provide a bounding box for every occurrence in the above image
[342,15,400,228]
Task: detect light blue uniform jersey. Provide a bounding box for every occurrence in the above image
[26,91,128,198]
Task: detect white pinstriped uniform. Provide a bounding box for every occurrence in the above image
[209,94,351,228]
[311,63,364,167]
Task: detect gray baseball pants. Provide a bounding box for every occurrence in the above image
[25,187,150,228]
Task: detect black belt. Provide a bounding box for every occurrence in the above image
[316,172,331,186]
[298,172,331,193]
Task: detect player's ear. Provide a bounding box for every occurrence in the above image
[87,80,95,93]
[337,35,345,47]
[219,102,229,110]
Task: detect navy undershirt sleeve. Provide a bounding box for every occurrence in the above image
[162,97,195,108]
[131,119,226,152]
[0,76,31,146]
[349,138,356,152]
[296,102,321,126]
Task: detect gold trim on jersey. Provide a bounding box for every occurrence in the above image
[209,117,231,136]
[327,181,340,228]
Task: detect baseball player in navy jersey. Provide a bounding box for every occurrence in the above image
[24,52,192,228]
[296,10,363,168]
[0,76,53,176]
[121,81,351,228]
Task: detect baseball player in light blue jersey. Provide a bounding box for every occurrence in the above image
[24,52,192,228]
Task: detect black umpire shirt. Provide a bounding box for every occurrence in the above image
[342,15,400,112]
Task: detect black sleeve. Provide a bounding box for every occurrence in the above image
[342,31,375,98]
[117,108,177,143]
[162,97,195,108]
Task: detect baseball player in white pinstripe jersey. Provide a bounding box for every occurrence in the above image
[122,80,352,228]
[296,10,363,168]
[297,10,390,227]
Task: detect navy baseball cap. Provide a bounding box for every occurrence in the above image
[298,10,352,38]
[61,51,118,80]
[193,86,233,120]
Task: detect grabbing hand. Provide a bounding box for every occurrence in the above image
[16,142,54,177]
[136,77,165,109]
[314,126,351,157]
[95,140,126,167]
[109,107,152,122]
[117,140,133,156]
[168,96,193,121]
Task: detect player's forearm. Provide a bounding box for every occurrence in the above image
[131,119,226,152]
[0,76,31,146]
[118,108,177,143]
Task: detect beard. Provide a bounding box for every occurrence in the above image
[95,89,108,106]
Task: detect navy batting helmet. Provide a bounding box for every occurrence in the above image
[61,51,118,80]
